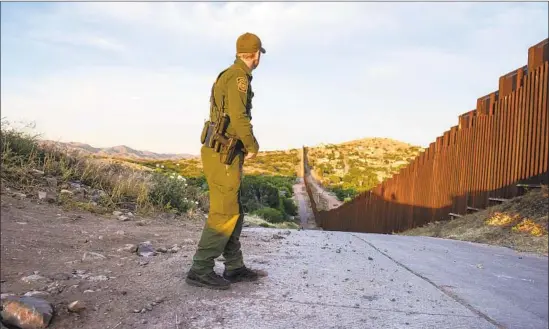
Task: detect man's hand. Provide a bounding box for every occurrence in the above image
[245,152,258,160]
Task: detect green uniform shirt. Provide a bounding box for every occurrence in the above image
[210,58,260,154]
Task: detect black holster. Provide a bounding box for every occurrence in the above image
[202,122,217,149]
[220,139,244,165]
[202,122,243,164]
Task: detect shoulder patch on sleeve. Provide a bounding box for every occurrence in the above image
[236,76,248,93]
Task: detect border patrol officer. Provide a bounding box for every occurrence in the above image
[186,33,266,290]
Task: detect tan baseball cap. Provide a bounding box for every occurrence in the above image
[236,32,266,54]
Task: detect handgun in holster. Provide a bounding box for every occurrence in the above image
[216,134,242,165]
[202,114,242,165]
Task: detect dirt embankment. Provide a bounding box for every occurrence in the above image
[400,187,549,256]
[0,191,207,329]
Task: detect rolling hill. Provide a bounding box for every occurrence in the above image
[306,137,424,200]
[39,140,195,161]
[38,137,422,199]
[138,137,422,198]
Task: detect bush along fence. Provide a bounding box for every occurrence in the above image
[303,38,549,234]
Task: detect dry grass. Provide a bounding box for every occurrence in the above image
[2,141,152,210]
[244,214,299,229]
[400,187,549,256]
[1,121,203,215]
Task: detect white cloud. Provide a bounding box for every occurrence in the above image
[84,36,125,52]
[28,30,126,52]
[50,2,399,50]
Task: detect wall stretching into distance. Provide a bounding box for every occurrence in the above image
[303,38,548,234]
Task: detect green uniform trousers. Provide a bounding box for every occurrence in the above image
[190,145,245,274]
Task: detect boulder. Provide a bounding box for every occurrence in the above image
[0,295,53,329]
[137,242,157,257]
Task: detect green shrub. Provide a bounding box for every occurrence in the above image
[330,186,359,201]
[242,198,263,214]
[147,173,198,214]
[240,175,295,215]
[254,207,285,223]
[328,175,341,185]
[283,198,298,216]
[186,176,206,188]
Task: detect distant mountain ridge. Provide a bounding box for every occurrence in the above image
[40,140,195,161]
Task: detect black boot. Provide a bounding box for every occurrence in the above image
[223,266,261,283]
[185,270,231,290]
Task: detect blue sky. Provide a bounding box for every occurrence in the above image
[1,2,547,155]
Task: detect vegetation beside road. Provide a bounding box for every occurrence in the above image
[1,120,300,226]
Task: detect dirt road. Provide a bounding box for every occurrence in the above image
[292,178,317,230]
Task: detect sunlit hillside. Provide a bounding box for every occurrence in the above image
[307,138,424,201]
[138,149,301,178]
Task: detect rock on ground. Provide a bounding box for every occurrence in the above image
[68,300,86,313]
[0,296,53,329]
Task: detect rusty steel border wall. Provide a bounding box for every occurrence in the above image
[303,38,549,233]
[302,147,320,226]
